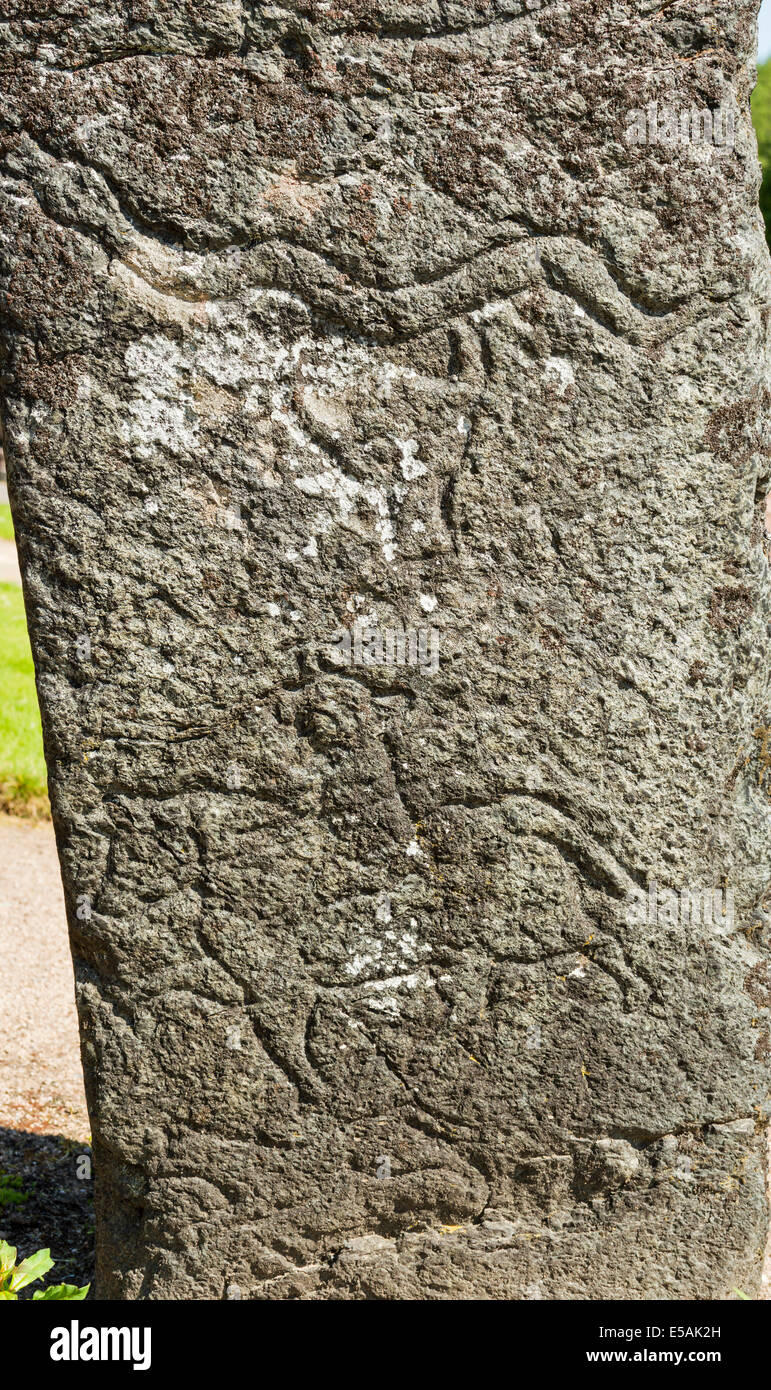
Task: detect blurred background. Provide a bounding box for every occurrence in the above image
[756,0,771,241]
[761,0,771,66]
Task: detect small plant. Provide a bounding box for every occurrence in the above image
[0,1174,30,1209]
[0,1241,89,1300]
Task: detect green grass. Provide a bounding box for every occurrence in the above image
[0,1174,31,1209]
[0,581,48,816]
[0,503,13,542]
[753,58,771,248]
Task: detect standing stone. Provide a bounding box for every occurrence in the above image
[1,2,770,1300]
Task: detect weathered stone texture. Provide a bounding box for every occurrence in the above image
[1,0,770,1298]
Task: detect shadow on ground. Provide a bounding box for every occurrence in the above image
[0,1126,93,1294]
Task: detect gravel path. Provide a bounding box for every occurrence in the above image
[0,815,89,1139]
[0,538,20,585]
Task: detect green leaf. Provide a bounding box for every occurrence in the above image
[0,1290,18,1300]
[9,1248,53,1292]
[0,1241,17,1279]
[733,1288,751,1301]
[33,1283,90,1301]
